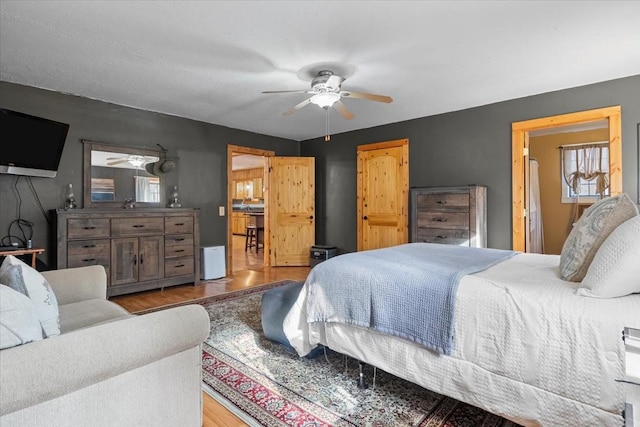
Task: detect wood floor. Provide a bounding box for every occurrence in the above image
[110,235,310,426]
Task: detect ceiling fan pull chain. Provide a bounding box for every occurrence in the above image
[325,107,331,142]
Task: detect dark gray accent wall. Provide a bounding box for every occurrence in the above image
[0,82,299,267]
[301,75,640,252]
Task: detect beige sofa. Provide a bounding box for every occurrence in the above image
[0,265,210,427]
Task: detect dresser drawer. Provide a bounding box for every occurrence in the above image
[165,257,194,277]
[417,193,470,212]
[165,216,193,234]
[67,239,110,269]
[415,228,470,246]
[111,217,164,236]
[416,212,469,230]
[165,234,194,247]
[67,219,110,239]
[165,243,194,258]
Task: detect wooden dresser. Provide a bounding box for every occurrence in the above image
[410,186,487,248]
[55,208,200,297]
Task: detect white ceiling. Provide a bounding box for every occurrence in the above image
[1,1,639,142]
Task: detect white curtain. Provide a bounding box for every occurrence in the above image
[528,158,544,254]
[134,176,160,203]
[561,143,609,196]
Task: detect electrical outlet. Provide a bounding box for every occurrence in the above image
[218,206,225,216]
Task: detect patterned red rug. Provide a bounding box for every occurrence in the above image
[200,284,518,427]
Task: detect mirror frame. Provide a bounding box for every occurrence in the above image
[511,105,622,252]
[82,139,165,208]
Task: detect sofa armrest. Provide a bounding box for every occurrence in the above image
[0,304,210,416]
[41,265,107,305]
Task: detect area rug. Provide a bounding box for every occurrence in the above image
[201,283,518,427]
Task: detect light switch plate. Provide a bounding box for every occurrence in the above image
[218,206,225,216]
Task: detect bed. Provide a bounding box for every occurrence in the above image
[283,242,640,427]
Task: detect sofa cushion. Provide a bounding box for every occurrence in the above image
[559,193,638,282]
[0,256,60,337]
[0,284,44,349]
[58,299,131,333]
[578,215,640,298]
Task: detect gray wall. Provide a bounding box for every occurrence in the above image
[0,82,299,267]
[2,76,638,266]
[301,75,640,252]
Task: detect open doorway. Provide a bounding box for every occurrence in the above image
[227,145,274,274]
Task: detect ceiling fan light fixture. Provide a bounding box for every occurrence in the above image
[128,156,145,167]
[310,92,340,109]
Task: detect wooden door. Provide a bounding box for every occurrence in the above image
[138,236,164,282]
[357,139,409,251]
[266,156,315,266]
[111,238,138,286]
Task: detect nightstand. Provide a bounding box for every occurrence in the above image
[623,327,640,426]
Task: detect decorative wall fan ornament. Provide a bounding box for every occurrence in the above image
[262,69,393,141]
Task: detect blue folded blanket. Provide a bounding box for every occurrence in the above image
[306,243,516,355]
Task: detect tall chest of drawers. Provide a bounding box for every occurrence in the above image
[410,186,487,248]
[55,208,200,297]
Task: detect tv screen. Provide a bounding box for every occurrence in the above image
[0,108,70,178]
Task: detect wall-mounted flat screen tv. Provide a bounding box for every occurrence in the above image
[0,108,70,178]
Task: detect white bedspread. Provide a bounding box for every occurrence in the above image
[284,253,640,427]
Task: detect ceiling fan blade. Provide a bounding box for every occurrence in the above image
[107,159,129,166]
[262,90,309,94]
[106,156,126,160]
[334,100,354,120]
[283,98,312,116]
[340,91,393,103]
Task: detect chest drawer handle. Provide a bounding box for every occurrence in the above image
[437,201,447,204]
[132,225,145,228]
[83,226,96,230]
[174,238,185,242]
[82,258,96,262]
[174,249,185,253]
[436,235,447,239]
[174,264,185,268]
[83,244,97,248]
[174,223,185,226]
[435,218,448,222]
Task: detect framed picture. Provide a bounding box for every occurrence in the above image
[91,178,115,201]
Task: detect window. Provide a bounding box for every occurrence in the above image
[561,142,609,203]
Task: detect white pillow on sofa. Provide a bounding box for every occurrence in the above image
[578,215,640,298]
[0,256,60,337]
[0,284,44,349]
[559,193,638,282]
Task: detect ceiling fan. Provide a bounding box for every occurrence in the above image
[107,155,154,168]
[262,70,393,120]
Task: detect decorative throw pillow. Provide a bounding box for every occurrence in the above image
[0,284,44,349]
[559,193,638,282]
[578,215,640,298]
[0,256,60,337]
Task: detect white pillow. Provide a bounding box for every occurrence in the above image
[578,215,640,298]
[0,256,60,337]
[0,284,44,349]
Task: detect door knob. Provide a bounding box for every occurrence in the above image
[309,215,314,219]
[363,216,368,220]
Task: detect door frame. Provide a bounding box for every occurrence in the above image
[356,138,409,251]
[227,144,275,274]
[511,106,622,252]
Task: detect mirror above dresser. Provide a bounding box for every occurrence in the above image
[82,140,165,208]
